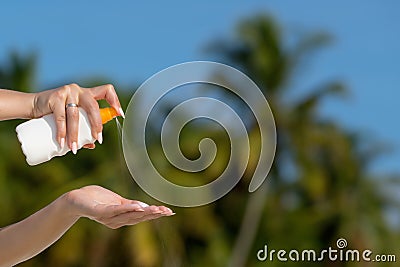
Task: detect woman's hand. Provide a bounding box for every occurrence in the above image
[0,186,174,266]
[32,83,124,153]
[64,185,174,229]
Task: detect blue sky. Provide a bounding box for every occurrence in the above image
[1,1,399,174]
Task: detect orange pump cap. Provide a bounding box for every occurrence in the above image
[100,107,118,124]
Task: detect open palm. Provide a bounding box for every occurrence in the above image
[66,185,174,229]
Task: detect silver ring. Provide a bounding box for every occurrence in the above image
[65,103,78,109]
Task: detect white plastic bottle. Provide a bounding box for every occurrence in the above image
[16,107,117,166]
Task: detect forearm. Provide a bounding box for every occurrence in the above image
[0,194,79,267]
[0,185,172,266]
[0,89,36,120]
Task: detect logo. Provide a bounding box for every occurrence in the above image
[257,238,396,263]
[122,61,276,207]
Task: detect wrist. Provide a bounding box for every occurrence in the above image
[0,89,37,120]
[15,91,36,119]
[60,190,83,221]
[29,92,38,119]
[17,91,36,119]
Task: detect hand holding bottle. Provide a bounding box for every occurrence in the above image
[0,83,124,152]
[16,106,120,165]
[31,83,125,152]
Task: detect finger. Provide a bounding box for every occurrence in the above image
[145,205,164,214]
[83,143,96,149]
[78,96,103,142]
[105,203,145,217]
[122,199,150,208]
[129,212,167,223]
[105,205,160,224]
[106,206,175,229]
[110,211,166,228]
[158,206,174,215]
[89,84,125,118]
[52,95,67,149]
[147,206,173,216]
[66,104,79,154]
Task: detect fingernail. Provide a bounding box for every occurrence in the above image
[131,204,144,211]
[119,107,125,119]
[162,208,174,215]
[138,201,149,208]
[72,142,78,154]
[97,132,103,144]
[60,138,65,149]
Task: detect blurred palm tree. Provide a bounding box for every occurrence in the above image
[205,14,399,267]
[0,51,36,92]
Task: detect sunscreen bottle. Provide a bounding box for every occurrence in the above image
[16,107,118,166]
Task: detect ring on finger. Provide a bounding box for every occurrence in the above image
[65,103,78,109]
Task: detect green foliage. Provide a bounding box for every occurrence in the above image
[0,51,36,92]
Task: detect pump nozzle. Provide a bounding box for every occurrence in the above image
[100,107,119,124]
